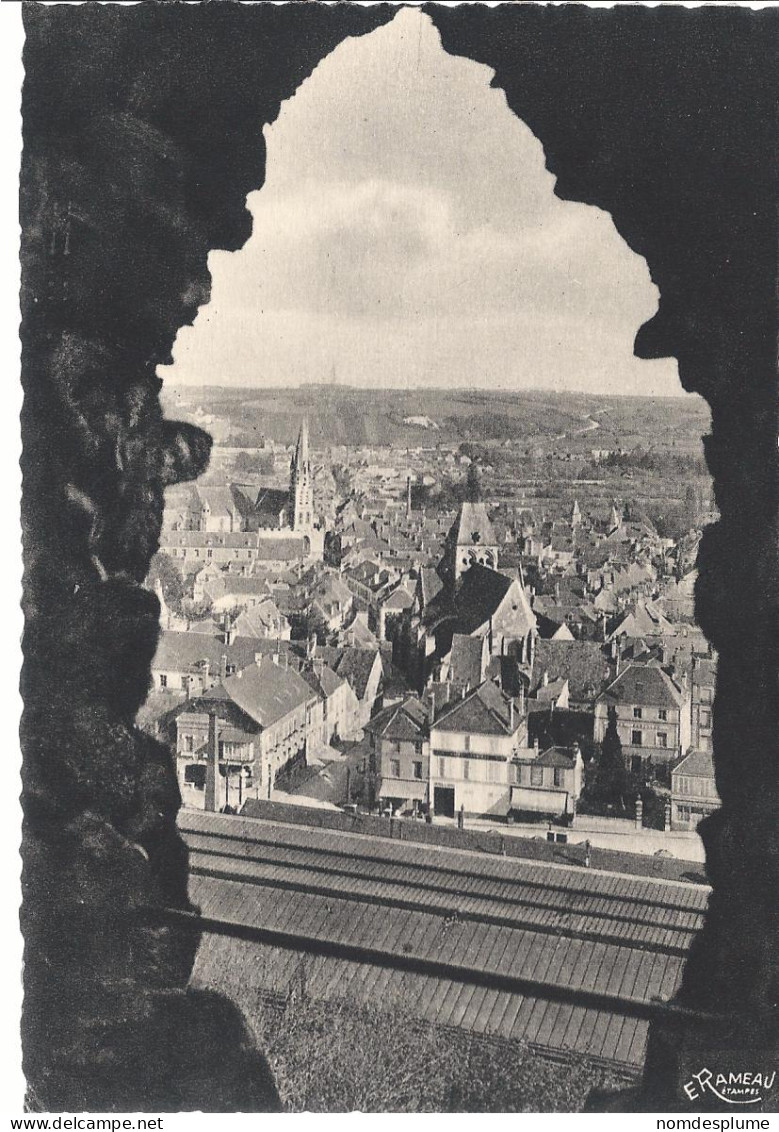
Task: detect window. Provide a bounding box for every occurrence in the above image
[677,804,691,821]
[700,687,713,704]
[412,761,423,780]
[463,735,471,753]
[438,757,445,778]
[180,676,189,691]
[207,549,213,558]
[659,709,668,721]
[463,760,470,780]
[185,735,194,753]
[700,710,712,728]
[631,730,643,746]
[530,764,543,786]
[390,759,400,778]
[414,741,423,755]
[656,732,668,747]
[159,674,167,689]
[633,707,642,719]
[554,767,564,787]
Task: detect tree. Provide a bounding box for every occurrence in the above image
[597,705,627,809]
[465,462,482,502]
[146,552,185,614]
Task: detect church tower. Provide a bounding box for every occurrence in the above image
[441,498,500,584]
[289,419,314,532]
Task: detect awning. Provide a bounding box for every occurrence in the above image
[378,779,427,802]
[510,786,570,815]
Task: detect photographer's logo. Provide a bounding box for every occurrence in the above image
[683,1067,776,1106]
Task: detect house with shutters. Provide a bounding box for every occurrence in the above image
[594,663,691,778]
[510,743,585,822]
[174,655,318,809]
[670,747,720,830]
[363,696,430,815]
[428,681,527,819]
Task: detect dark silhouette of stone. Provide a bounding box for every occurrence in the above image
[429,3,778,1110]
[21,1,392,1111]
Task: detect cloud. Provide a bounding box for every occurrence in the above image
[162,8,681,396]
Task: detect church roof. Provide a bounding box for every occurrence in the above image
[449,501,497,549]
[448,634,487,689]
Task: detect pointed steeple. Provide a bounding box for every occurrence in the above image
[608,501,622,532]
[289,418,313,532]
[296,419,309,466]
[571,499,582,528]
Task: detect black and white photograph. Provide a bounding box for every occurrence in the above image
[11,0,778,1118]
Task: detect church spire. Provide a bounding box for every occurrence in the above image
[296,419,309,466]
[289,418,313,532]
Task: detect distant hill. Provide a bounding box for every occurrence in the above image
[161,385,709,455]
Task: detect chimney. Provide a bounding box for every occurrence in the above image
[430,689,436,724]
[204,712,219,813]
[220,653,228,682]
[509,699,515,730]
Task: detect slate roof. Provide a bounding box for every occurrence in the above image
[454,564,536,638]
[532,640,614,703]
[537,746,577,769]
[419,568,444,609]
[152,631,268,674]
[255,536,309,561]
[365,697,429,742]
[598,663,685,709]
[448,634,486,689]
[673,748,716,779]
[254,487,288,522]
[433,680,522,737]
[609,601,675,640]
[448,501,497,548]
[301,664,347,701]
[217,657,315,729]
[317,646,381,701]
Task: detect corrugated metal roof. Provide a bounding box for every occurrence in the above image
[182,810,704,1071]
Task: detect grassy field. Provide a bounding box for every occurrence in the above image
[193,963,633,1112]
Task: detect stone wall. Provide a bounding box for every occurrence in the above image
[20,1,391,1111]
[429,4,778,1109]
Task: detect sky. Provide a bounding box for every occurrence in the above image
[160,7,682,397]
